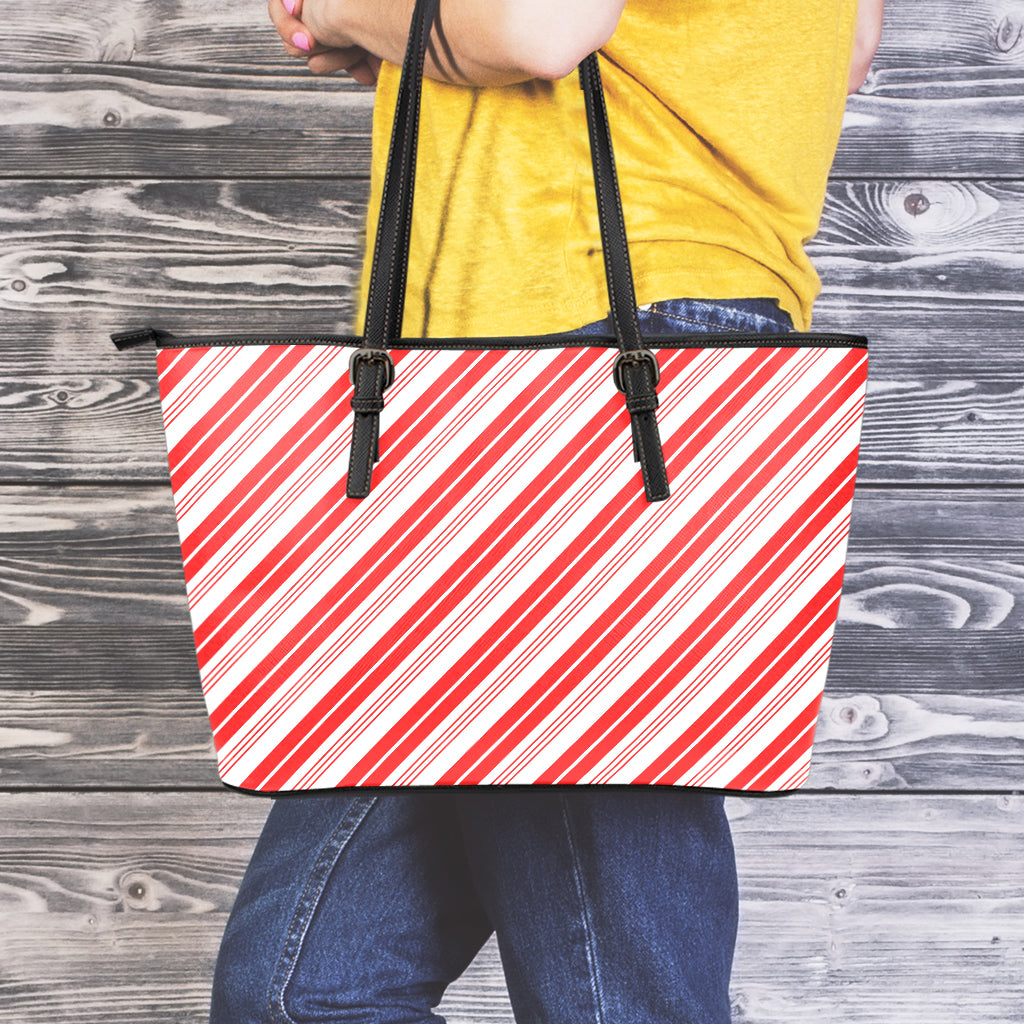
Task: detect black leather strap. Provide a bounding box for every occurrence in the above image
[579,54,668,501]
[349,0,669,502]
[346,0,438,498]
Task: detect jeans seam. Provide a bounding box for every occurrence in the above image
[267,795,379,1024]
[558,795,607,1024]
[647,306,781,334]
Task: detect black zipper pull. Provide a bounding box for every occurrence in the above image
[110,327,174,350]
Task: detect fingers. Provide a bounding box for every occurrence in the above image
[306,46,380,83]
[268,0,376,82]
[307,50,379,84]
[268,0,323,58]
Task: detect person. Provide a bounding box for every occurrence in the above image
[210,2,884,1022]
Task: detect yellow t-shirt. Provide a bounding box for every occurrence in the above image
[357,0,857,335]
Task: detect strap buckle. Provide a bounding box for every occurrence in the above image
[612,348,660,393]
[349,347,396,391]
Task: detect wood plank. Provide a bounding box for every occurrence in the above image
[2,0,1017,70]
[724,792,1024,1024]
[0,482,1021,790]
[0,628,216,788]
[1,627,1021,791]
[6,179,1022,325]
[812,180,1024,301]
[0,487,188,625]
[0,484,1020,618]
[1,179,1022,481]
[836,68,1024,177]
[0,67,375,178]
[0,0,293,67]
[1,360,1018,483]
[1,62,1022,177]
[4,297,1021,373]
[0,792,1021,1024]
[873,0,1024,69]
[2,486,1023,625]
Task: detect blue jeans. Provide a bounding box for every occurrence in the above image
[210,297,793,1024]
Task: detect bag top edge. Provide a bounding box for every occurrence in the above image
[121,330,868,351]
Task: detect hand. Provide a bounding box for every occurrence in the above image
[268,0,382,85]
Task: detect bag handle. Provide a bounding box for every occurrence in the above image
[347,0,669,502]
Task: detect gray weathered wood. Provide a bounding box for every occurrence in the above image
[0,484,1021,790]
[0,64,1020,177]
[873,0,1024,69]
[1,792,1022,1024]
[2,486,1023,625]
[2,360,1019,482]
[4,179,1021,324]
[2,1,1021,1021]
[4,0,1020,71]
[2,179,1022,482]
[0,629,1020,791]
[0,67,376,177]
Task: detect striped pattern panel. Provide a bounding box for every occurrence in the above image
[156,341,867,792]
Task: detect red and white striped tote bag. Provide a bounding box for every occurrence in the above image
[113,0,868,792]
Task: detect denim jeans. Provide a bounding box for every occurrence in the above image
[210,297,793,1024]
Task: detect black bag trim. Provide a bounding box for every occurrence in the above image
[119,330,868,352]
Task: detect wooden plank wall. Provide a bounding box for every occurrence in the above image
[1,1,1022,1021]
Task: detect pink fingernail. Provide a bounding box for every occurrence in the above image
[283,0,296,12]
[292,31,311,51]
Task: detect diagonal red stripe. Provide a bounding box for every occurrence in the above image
[241,347,716,789]
[168,346,311,491]
[577,405,862,787]
[237,348,631,787]
[687,636,833,788]
[441,352,865,785]
[636,572,844,783]
[157,346,215,405]
[724,692,822,790]
[415,359,828,787]
[483,358,857,785]
[181,377,346,572]
[192,348,494,654]
[540,450,858,784]
[200,348,526,719]
[217,347,598,755]
[541,448,858,784]
[290,350,696,789]
[222,348,626,781]
[346,348,806,787]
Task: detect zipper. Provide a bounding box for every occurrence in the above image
[112,326,868,352]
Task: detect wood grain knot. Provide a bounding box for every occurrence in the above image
[904,192,930,217]
[103,110,122,128]
[119,871,156,910]
[996,15,1022,53]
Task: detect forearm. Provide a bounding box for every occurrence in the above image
[299,0,627,85]
[848,0,884,93]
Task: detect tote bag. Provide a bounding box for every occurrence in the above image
[113,0,868,792]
